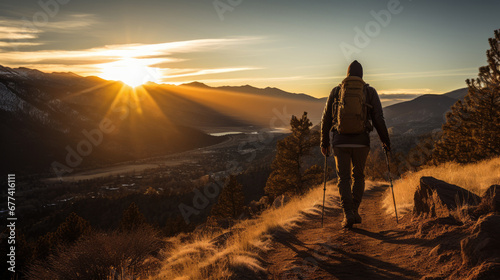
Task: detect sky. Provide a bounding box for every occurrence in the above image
[0,0,499,102]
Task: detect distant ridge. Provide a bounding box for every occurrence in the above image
[443,87,468,100]
[181,82,320,101]
[0,64,472,146]
[384,88,468,135]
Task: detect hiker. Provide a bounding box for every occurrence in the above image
[320,60,391,228]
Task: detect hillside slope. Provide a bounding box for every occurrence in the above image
[266,185,440,279]
[384,93,460,135]
[265,183,497,280]
[0,65,326,175]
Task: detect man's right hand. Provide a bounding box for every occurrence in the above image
[321,146,331,157]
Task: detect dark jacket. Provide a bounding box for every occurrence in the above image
[321,84,390,148]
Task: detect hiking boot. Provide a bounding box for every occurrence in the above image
[341,210,355,228]
[353,208,362,224]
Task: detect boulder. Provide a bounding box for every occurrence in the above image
[272,194,291,209]
[475,185,500,216]
[413,177,480,218]
[460,213,500,266]
[465,261,500,280]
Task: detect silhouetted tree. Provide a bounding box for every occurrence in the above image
[55,212,92,244]
[119,202,147,232]
[210,175,245,220]
[433,29,500,163]
[33,232,55,261]
[265,112,323,198]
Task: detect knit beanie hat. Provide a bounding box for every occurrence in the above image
[347,60,363,78]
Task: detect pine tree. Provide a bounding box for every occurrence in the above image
[265,112,323,198]
[119,202,147,232]
[210,175,245,220]
[433,29,500,163]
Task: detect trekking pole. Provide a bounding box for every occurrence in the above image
[321,154,328,228]
[384,150,398,224]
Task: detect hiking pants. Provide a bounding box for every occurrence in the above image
[333,147,370,212]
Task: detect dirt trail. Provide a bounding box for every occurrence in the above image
[265,185,445,280]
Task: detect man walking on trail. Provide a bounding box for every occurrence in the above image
[320,60,391,229]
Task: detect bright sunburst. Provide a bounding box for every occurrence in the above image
[98,58,161,87]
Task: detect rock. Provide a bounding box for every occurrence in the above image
[413,177,480,218]
[465,261,500,280]
[429,244,443,257]
[272,194,291,209]
[460,213,500,266]
[415,216,462,238]
[437,252,452,263]
[474,185,500,217]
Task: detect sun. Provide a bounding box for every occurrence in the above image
[98,58,161,87]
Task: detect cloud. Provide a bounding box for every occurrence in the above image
[42,14,97,31]
[169,75,308,85]
[0,41,42,47]
[161,67,261,80]
[0,37,263,79]
[365,68,477,82]
[0,25,40,39]
[0,14,97,49]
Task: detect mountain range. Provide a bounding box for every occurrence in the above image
[384,88,468,135]
[0,65,468,175]
[0,65,324,175]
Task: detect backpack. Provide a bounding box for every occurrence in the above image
[333,76,373,134]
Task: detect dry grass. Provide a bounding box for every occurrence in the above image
[383,156,500,216]
[152,182,340,280]
[28,228,163,280]
[152,180,384,280]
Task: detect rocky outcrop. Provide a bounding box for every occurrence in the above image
[474,185,500,217]
[465,261,500,280]
[413,177,480,218]
[460,213,500,266]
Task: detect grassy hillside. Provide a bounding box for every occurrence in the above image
[153,182,333,279]
[151,180,383,279]
[383,157,500,216]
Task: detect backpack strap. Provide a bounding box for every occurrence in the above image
[364,84,373,109]
[363,84,374,132]
[331,85,341,129]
